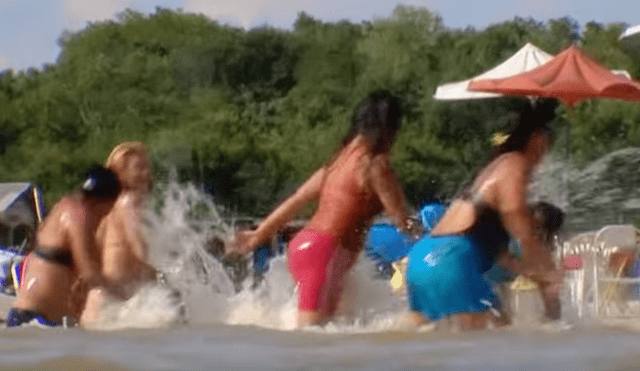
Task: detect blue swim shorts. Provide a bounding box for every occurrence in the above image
[406,235,499,321]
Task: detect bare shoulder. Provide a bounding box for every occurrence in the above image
[368,153,392,175]
[370,153,388,166]
[493,153,528,179]
[497,152,527,168]
[113,192,139,210]
[56,195,88,221]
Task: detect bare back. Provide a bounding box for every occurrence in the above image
[308,137,412,251]
[308,140,380,247]
[13,195,99,322]
[432,152,529,237]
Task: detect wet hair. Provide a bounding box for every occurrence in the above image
[531,201,565,245]
[340,90,403,155]
[81,165,121,199]
[456,100,557,199]
[105,141,151,191]
[532,201,564,235]
[105,142,149,176]
[492,100,557,158]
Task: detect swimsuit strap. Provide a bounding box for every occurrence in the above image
[460,156,513,271]
[32,247,73,268]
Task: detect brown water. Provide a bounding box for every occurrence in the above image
[3,182,638,371]
[3,323,640,370]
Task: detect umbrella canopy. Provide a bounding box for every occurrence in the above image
[433,42,553,100]
[620,24,640,61]
[468,44,640,107]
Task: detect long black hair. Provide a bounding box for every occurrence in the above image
[491,99,557,159]
[340,90,403,155]
[531,201,565,246]
[455,99,557,198]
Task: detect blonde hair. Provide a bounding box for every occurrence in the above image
[105,142,150,181]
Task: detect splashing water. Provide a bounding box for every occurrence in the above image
[226,255,412,333]
[94,180,587,334]
[87,180,416,333]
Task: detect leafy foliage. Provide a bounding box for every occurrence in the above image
[0,6,638,214]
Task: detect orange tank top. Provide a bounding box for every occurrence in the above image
[308,143,382,243]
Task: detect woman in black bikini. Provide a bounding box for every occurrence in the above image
[7,166,121,327]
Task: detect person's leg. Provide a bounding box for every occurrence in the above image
[297,310,324,326]
[453,308,511,330]
[404,310,430,326]
[79,287,107,327]
[454,313,491,330]
[321,247,359,318]
[296,276,330,326]
[287,229,336,327]
[538,281,561,320]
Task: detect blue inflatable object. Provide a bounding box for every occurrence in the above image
[419,202,446,231]
[364,202,447,266]
[365,224,415,263]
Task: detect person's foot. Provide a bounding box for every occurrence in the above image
[456,314,489,330]
[395,311,429,331]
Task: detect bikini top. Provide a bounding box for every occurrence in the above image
[32,246,73,268]
[460,185,511,273]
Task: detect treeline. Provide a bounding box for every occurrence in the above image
[0,6,639,216]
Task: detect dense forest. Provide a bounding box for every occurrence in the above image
[0,6,639,218]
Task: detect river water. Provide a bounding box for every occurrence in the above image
[2,182,640,371]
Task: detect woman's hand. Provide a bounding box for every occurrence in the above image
[402,217,425,241]
[230,230,258,256]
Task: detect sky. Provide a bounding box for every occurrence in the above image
[0,0,638,72]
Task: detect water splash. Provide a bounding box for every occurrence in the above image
[81,285,184,331]
[90,180,413,333]
[92,180,585,334]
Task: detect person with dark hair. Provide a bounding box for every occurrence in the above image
[486,201,565,323]
[7,166,122,327]
[232,91,421,326]
[405,105,563,330]
[531,201,564,247]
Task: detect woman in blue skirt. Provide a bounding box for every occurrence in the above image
[406,106,563,330]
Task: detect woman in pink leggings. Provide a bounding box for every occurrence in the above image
[233,91,420,326]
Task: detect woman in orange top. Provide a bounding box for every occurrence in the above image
[233,91,421,326]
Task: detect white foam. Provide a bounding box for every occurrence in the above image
[92,180,590,334]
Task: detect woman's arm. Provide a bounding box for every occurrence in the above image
[67,209,104,289]
[369,155,423,238]
[495,158,557,275]
[233,167,326,254]
[67,209,129,299]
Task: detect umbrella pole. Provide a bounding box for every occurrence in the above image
[32,186,43,225]
[563,108,573,217]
